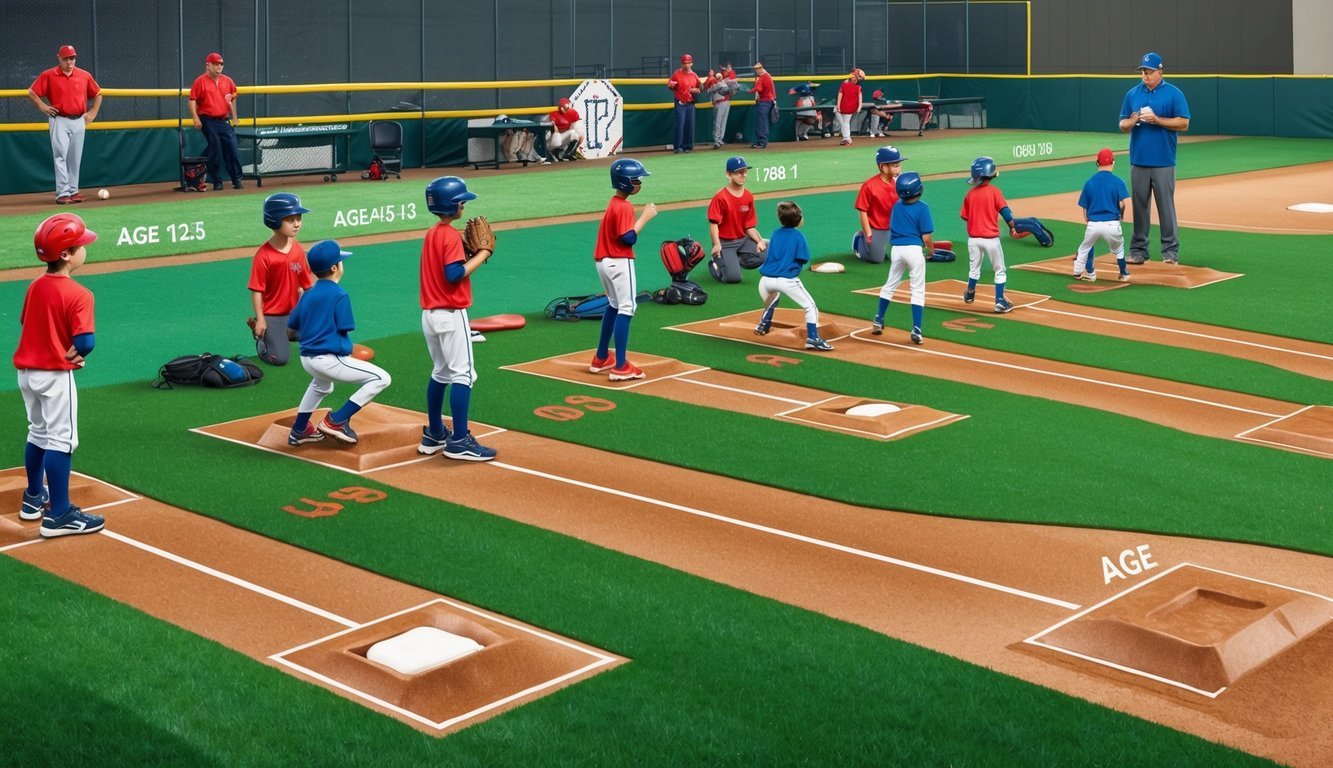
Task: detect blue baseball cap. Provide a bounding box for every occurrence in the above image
[1138,52,1163,71]
[726,156,749,173]
[307,240,351,272]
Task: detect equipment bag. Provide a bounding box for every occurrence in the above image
[363,156,388,180]
[652,279,708,305]
[153,353,263,389]
[183,161,207,191]
[659,236,705,282]
[544,291,653,321]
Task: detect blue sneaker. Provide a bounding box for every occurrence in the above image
[20,487,49,522]
[40,506,105,538]
[317,415,358,444]
[805,337,834,351]
[871,317,884,335]
[910,326,924,345]
[443,431,498,462]
[418,425,450,455]
[288,423,325,446]
[994,298,1014,314]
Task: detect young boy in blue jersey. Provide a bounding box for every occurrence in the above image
[753,201,831,351]
[871,172,933,345]
[1074,149,1133,282]
[285,240,392,446]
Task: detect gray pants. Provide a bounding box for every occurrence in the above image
[1130,164,1179,263]
[49,115,86,199]
[709,238,763,283]
[711,100,731,146]
[257,313,294,365]
[856,228,891,264]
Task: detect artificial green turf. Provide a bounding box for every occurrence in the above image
[1,135,1327,765]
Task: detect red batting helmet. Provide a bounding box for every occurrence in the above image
[34,213,97,262]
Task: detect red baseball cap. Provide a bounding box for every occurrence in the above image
[1096,148,1115,166]
[681,54,693,64]
[206,52,224,64]
[57,45,77,58]
[558,97,570,108]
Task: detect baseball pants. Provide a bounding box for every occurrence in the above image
[753,100,774,146]
[709,237,763,283]
[422,308,477,386]
[880,245,927,306]
[856,228,890,264]
[1130,164,1179,262]
[674,102,696,151]
[257,313,293,365]
[758,276,819,325]
[966,236,1007,285]
[18,370,79,453]
[548,127,580,157]
[711,100,731,145]
[48,115,86,199]
[1075,221,1125,275]
[836,112,854,141]
[200,116,243,186]
[596,257,638,315]
[297,354,391,413]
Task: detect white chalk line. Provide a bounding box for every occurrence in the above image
[487,460,1080,610]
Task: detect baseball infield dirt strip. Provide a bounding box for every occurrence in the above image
[181,403,1333,766]
[501,351,967,441]
[859,279,1333,382]
[672,309,1333,459]
[0,470,623,736]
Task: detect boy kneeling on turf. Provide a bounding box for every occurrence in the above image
[754,201,832,351]
[285,240,391,447]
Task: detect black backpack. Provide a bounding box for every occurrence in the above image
[153,353,263,389]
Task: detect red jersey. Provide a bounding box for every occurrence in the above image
[189,73,237,119]
[595,196,635,261]
[750,72,775,101]
[855,175,899,230]
[705,69,737,102]
[548,107,581,133]
[420,222,472,309]
[707,187,757,240]
[668,68,701,102]
[960,183,1009,238]
[837,81,862,114]
[29,67,100,118]
[13,274,95,371]
[248,241,312,315]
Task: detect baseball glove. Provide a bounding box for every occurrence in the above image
[462,216,496,255]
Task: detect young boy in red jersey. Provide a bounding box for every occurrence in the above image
[417,176,497,461]
[248,192,313,365]
[959,156,1018,313]
[835,68,865,145]
[706,155,767,283]
[853,145,905,264]
[14,214,104,538]
[590,159,657,381]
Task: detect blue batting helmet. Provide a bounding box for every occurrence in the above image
[425,176,477,216]
[895,171,924,199]
[875,145,905,166]
[969,156,997,185]
[262,192,310,230]
[610,158,650,193]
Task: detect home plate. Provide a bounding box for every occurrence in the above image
[1288,203,1333,214]
[846,403,902,417]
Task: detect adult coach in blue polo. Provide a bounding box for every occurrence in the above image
[1119,52,1190,264]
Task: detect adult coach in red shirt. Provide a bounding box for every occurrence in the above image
[28,45,102,205]
[188,52,244,191]
[748,61,776,148]
[667,54,702,153]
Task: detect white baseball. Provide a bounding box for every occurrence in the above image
[1139,106,1154,117]
[97,188,110,200]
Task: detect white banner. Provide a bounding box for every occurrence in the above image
[568,80,623,159]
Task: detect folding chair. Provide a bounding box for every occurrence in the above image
[368,120,403,178]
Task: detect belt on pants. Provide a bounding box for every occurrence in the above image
[56,113,84,119]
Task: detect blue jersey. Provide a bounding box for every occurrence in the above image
[1078,170,1131,222]
[759,226,810,278]
[287,279,355,357]
[1120,80,1190,167]
[889,199,934,246]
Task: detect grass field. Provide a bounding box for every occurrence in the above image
[2,130,1329,766]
